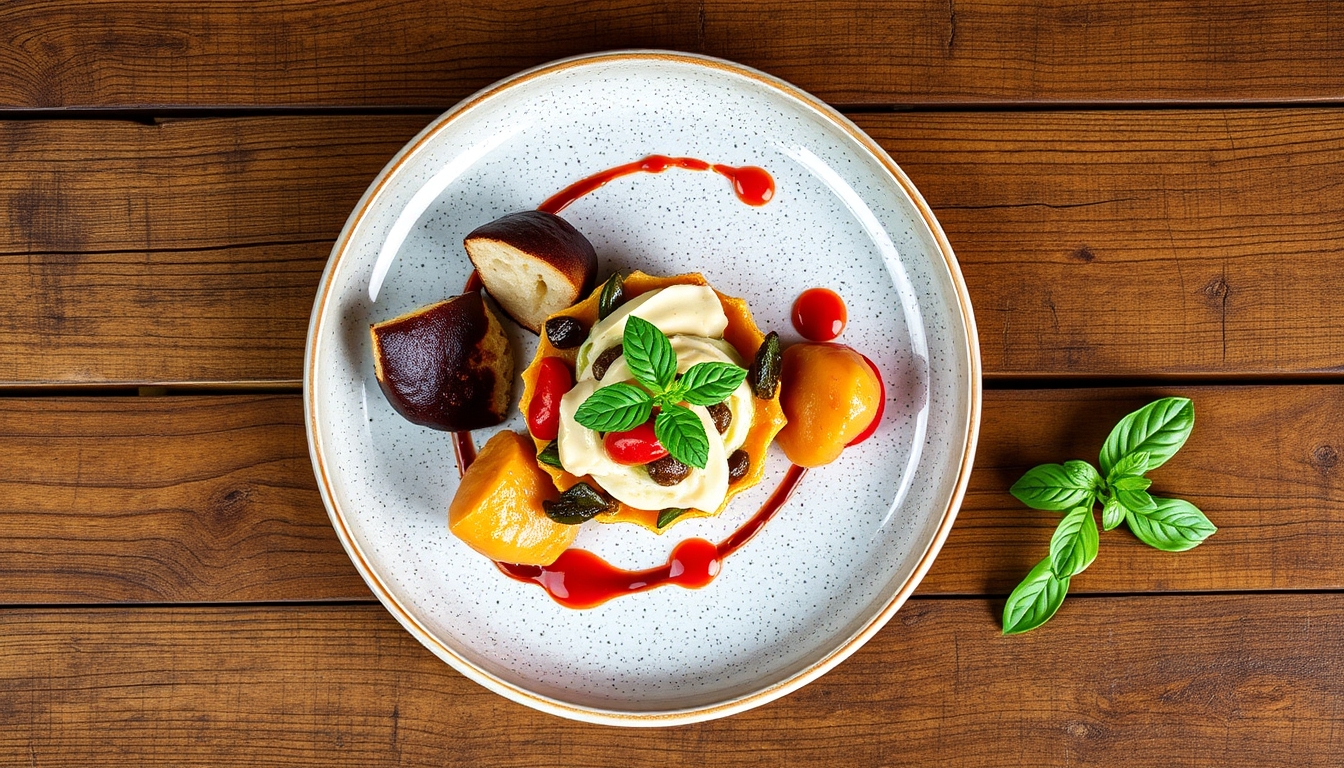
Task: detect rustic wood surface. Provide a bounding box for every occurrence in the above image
[4,1,1340,764]
[3,597,1342,766]
[7,109,1344,384]
[3,1,1344,108]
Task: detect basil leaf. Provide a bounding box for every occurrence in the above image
[623,316,676,391]
[1111,475,1152,492]
[1126,497,1216,552]
[1049,506,1099,578]
[597,273,624,321]
[537,440,563,470]
[1101,496,1126,531]
[1063,460,1102,493]
[573,383,653,433]
[1107,451,1150,482]
[657,507,691,529]
[1002,557,1070,635]
[1009,463,1093,511]
[679,362,749,406]
[1099,397,1194,475]
[543,482,614,525]
[1116,487,1156,513]
[655,404,710,470]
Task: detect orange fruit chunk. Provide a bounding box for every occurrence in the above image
[776,343,881,468]
[448,430,577,565]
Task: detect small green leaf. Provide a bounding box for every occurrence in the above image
[537,440,563,470]
[679,362,749,406]
[1002,557,1070,635]
[623,316,676,391]
[1126,497,1217,552]
[1116,487,1156,513]
[657,508,691,529]
[1107,451,1150,482]
[1101,496,1126,531]
[1099,397,1194,475]
[655,404,710,469]
[597,273,624,321]
[1111,475,1153,491]
[1009,463,1093,511]
[573,383,653,433]
[748,331,782,399]
[1049,506,1099,578]
[1063,460,1103,493]
[542,482,614,525]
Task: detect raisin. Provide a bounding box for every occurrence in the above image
[544,316,588,349]
[707,402,732,434]
[646,455,692,486]
[591,345,623,380]
[727,450,750,483]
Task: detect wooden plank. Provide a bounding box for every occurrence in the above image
[0,396,367,602]
[0,386,1339,603]
[3,1,1344,108]
[3,597,1342,765]
[6,109,1344,384]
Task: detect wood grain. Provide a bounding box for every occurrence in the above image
[1,386,1339,603]
[3,597,1342,766]
[4,1,1344,108]
[7,109,1344,383]
[0,395,367,602]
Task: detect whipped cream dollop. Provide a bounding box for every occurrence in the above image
[558,285,754,512]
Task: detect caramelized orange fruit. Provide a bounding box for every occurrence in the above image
[776,343,881,468]
[449,430,577,565]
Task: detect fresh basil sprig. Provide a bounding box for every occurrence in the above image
[572,316,747,469]
[1001,397,1215,635]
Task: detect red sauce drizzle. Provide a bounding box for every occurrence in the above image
[496,465,808,609]
[847,353,886,446]
[792,287,847,341]
[537,155,774,214]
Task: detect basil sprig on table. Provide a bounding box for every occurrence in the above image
[1001,397,1216,635]
[572,316,747,470]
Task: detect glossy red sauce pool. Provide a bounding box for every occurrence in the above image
[538,154,775,214]
[791,287,847,341]
[495,465,808,608]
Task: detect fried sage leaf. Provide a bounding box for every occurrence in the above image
[543,482,614,525]
[597,273,625,321]
[656,507,692,529]
[748,331,782,399]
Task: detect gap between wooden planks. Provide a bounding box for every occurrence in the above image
[1,597,1341,766]
[4,109,1344,384]
[0,386,1337,604]
[3,1,1344,108]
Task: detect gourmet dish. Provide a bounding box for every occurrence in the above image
[370,156,885,608]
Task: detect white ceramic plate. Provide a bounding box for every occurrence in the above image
[305,51,980,725]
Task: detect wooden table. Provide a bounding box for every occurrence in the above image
[4,2,1343,764]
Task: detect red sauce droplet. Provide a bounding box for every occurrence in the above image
[537,155,774,214]
[496,465,808,608]
[846,353,885,446]
[463,270,483,293]
[792,288,847,341]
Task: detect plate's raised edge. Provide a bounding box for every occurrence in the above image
[303,50,982,727]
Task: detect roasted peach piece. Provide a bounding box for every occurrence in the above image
[776,343,881,468]
[449,431,577,565]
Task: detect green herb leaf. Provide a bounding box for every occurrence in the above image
[748,331,782,399]
[1101,496,1126,531]
[1009,463,1094,511]
[657,508,691,529]
[1125,497,1217,552]
[1049,506,1099,578]
[573,383,653,433]
[1099,397,1194,475]
[1111,475,1152,491]
[1116,487,1157,513]
[542,482,614,525]
[679,362,749,406]
[537,440,563,470]
[597,273,624,321]
[1107,451,1150,482]
[1002,557,1070,635]
[622,316,676,391]
[655,404,710,469]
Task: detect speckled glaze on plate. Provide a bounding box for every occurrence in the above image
[305,51,980,725]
